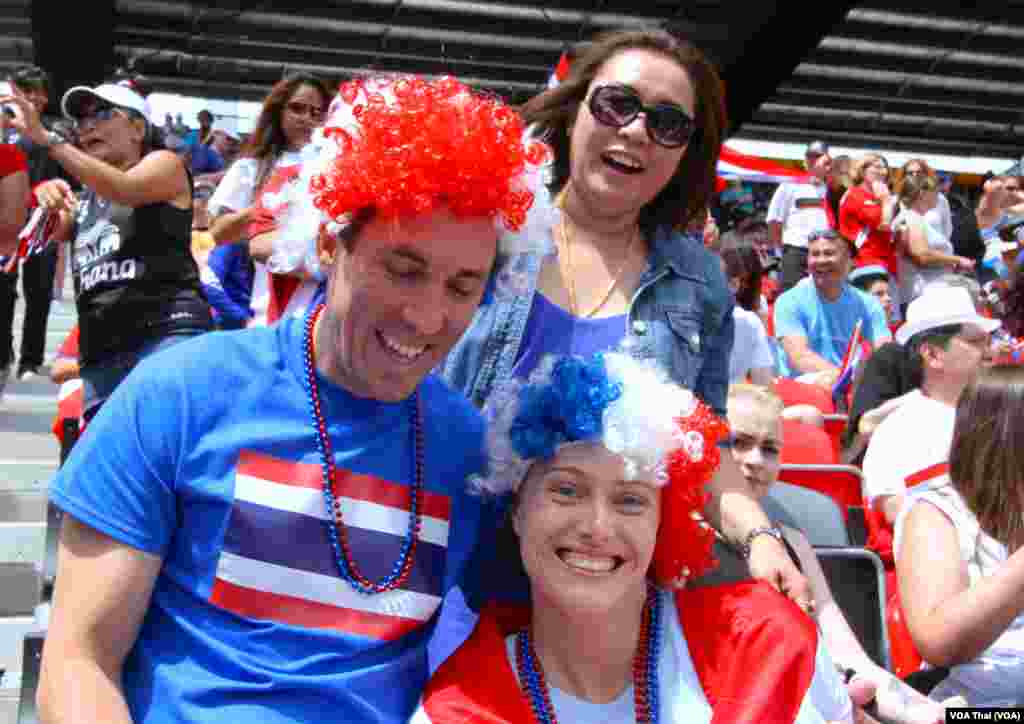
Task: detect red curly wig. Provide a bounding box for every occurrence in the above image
[651,403,730,587]
[310,76,547,232]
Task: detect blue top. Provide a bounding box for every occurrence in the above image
[440,225,735,416]
[773,279,891,377]
[201,241,253,329]
[512,293,627,379]
[49,317,492,724]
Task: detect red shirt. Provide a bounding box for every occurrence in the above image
[840,185,897,275]
[0,143,27,177]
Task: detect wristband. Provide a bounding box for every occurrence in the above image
[738,525,784,560]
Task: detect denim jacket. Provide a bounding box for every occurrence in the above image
[440,225,735,415]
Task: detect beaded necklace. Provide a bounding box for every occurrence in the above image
[302,304,425,595]
[514,585,662,724]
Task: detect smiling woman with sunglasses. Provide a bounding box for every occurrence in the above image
[1,76,213,420]
[436,27,813,672]
[208,72,331,324]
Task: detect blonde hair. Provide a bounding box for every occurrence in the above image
[850,153,889,186]
[727,383,784,419]
[897,172,938,207]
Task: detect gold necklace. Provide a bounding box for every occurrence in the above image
[558,213,638,319]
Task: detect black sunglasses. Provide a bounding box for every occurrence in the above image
[588,84,695,148]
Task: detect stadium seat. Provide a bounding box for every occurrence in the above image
[822,414,847,461]
[886,574,924,680]
[777,464,865,518]
[780,419,838,465]
[773,377,836,414]
[765,482,850,547]
[817,547,891,671]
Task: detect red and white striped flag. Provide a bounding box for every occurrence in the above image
[548,51,570,88]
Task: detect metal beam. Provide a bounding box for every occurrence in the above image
[131,51,539,93]
[118,0,565,51]
[735,123,1023,158]
[793,62,1024,97]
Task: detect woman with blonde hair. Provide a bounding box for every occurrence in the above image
[892,173,975,308]
[896,365,1024,705]
[725,383,948,724]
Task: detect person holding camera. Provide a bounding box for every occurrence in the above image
[0,66,67,384]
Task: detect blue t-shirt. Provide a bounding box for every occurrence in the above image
[773,279,891,377]
[49,317,491,724]
[512,293,627,379]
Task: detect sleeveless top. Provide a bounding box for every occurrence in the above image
[72,178,212,365]
[896,481,1024,706]
[894,207,954,303]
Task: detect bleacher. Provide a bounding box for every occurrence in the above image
[0,284,76,724]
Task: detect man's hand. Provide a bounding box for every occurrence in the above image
[747,535,813,613]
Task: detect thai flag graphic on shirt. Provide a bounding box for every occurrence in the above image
[209,450,451,642]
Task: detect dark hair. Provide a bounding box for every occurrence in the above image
[720,243,763,312]
[850,271,889,294]
[241,72,333,192]
[9,64,49,91]
[1002,264,1024,339]
[949,365,1024,549]
[808,229,857,259]
[519,28,727,235]
[907,323,962,358]
[102,71,164,154]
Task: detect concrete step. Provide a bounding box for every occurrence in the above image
[0,618,38,709]
[0,492,46,525]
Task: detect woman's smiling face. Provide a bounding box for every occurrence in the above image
[567,48,695,221]
[514,442,660,616]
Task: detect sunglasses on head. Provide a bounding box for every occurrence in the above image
[588,84,695,148]
[286,101,324,120]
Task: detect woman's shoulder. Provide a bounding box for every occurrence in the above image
[415,606,532,723]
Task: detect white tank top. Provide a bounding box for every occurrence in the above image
[898,482,1024,706]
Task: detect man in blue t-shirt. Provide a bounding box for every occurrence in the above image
[41,204,500,724]
[774,230,891,383]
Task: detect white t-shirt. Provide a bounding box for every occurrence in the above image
[208,151,312,326]
[895,207,955,304]
[895,480,1024,706]
[767,181,831,249]
[729,307,776,382]
[861,389,956,502]
[499,590,850,724]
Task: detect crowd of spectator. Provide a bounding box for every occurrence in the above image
[1,24,1023,721]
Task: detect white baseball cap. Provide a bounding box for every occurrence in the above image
[896,286,1001,345]
[61,80,149,122]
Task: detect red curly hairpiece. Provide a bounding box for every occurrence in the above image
[310,76,547,231]
[651,403,730,587]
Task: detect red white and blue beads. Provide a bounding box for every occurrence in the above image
[514,585,662,724]
[302,304,424,595]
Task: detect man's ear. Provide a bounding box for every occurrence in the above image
[317,224,338,269]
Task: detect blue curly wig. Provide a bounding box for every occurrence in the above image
[507,355,623,462]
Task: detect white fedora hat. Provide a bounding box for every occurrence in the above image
[896,286,1001,345]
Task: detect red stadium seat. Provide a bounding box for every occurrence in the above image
[777,464,864,518]
[822,414,848,462]
[781,419,838,465]
[886,571,924,679]
[773,377,836,414]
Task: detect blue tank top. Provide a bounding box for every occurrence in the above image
[512,293,627,379]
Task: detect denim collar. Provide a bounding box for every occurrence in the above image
[645,225,710,284]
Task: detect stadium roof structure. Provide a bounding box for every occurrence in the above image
[5,1,1024,160]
